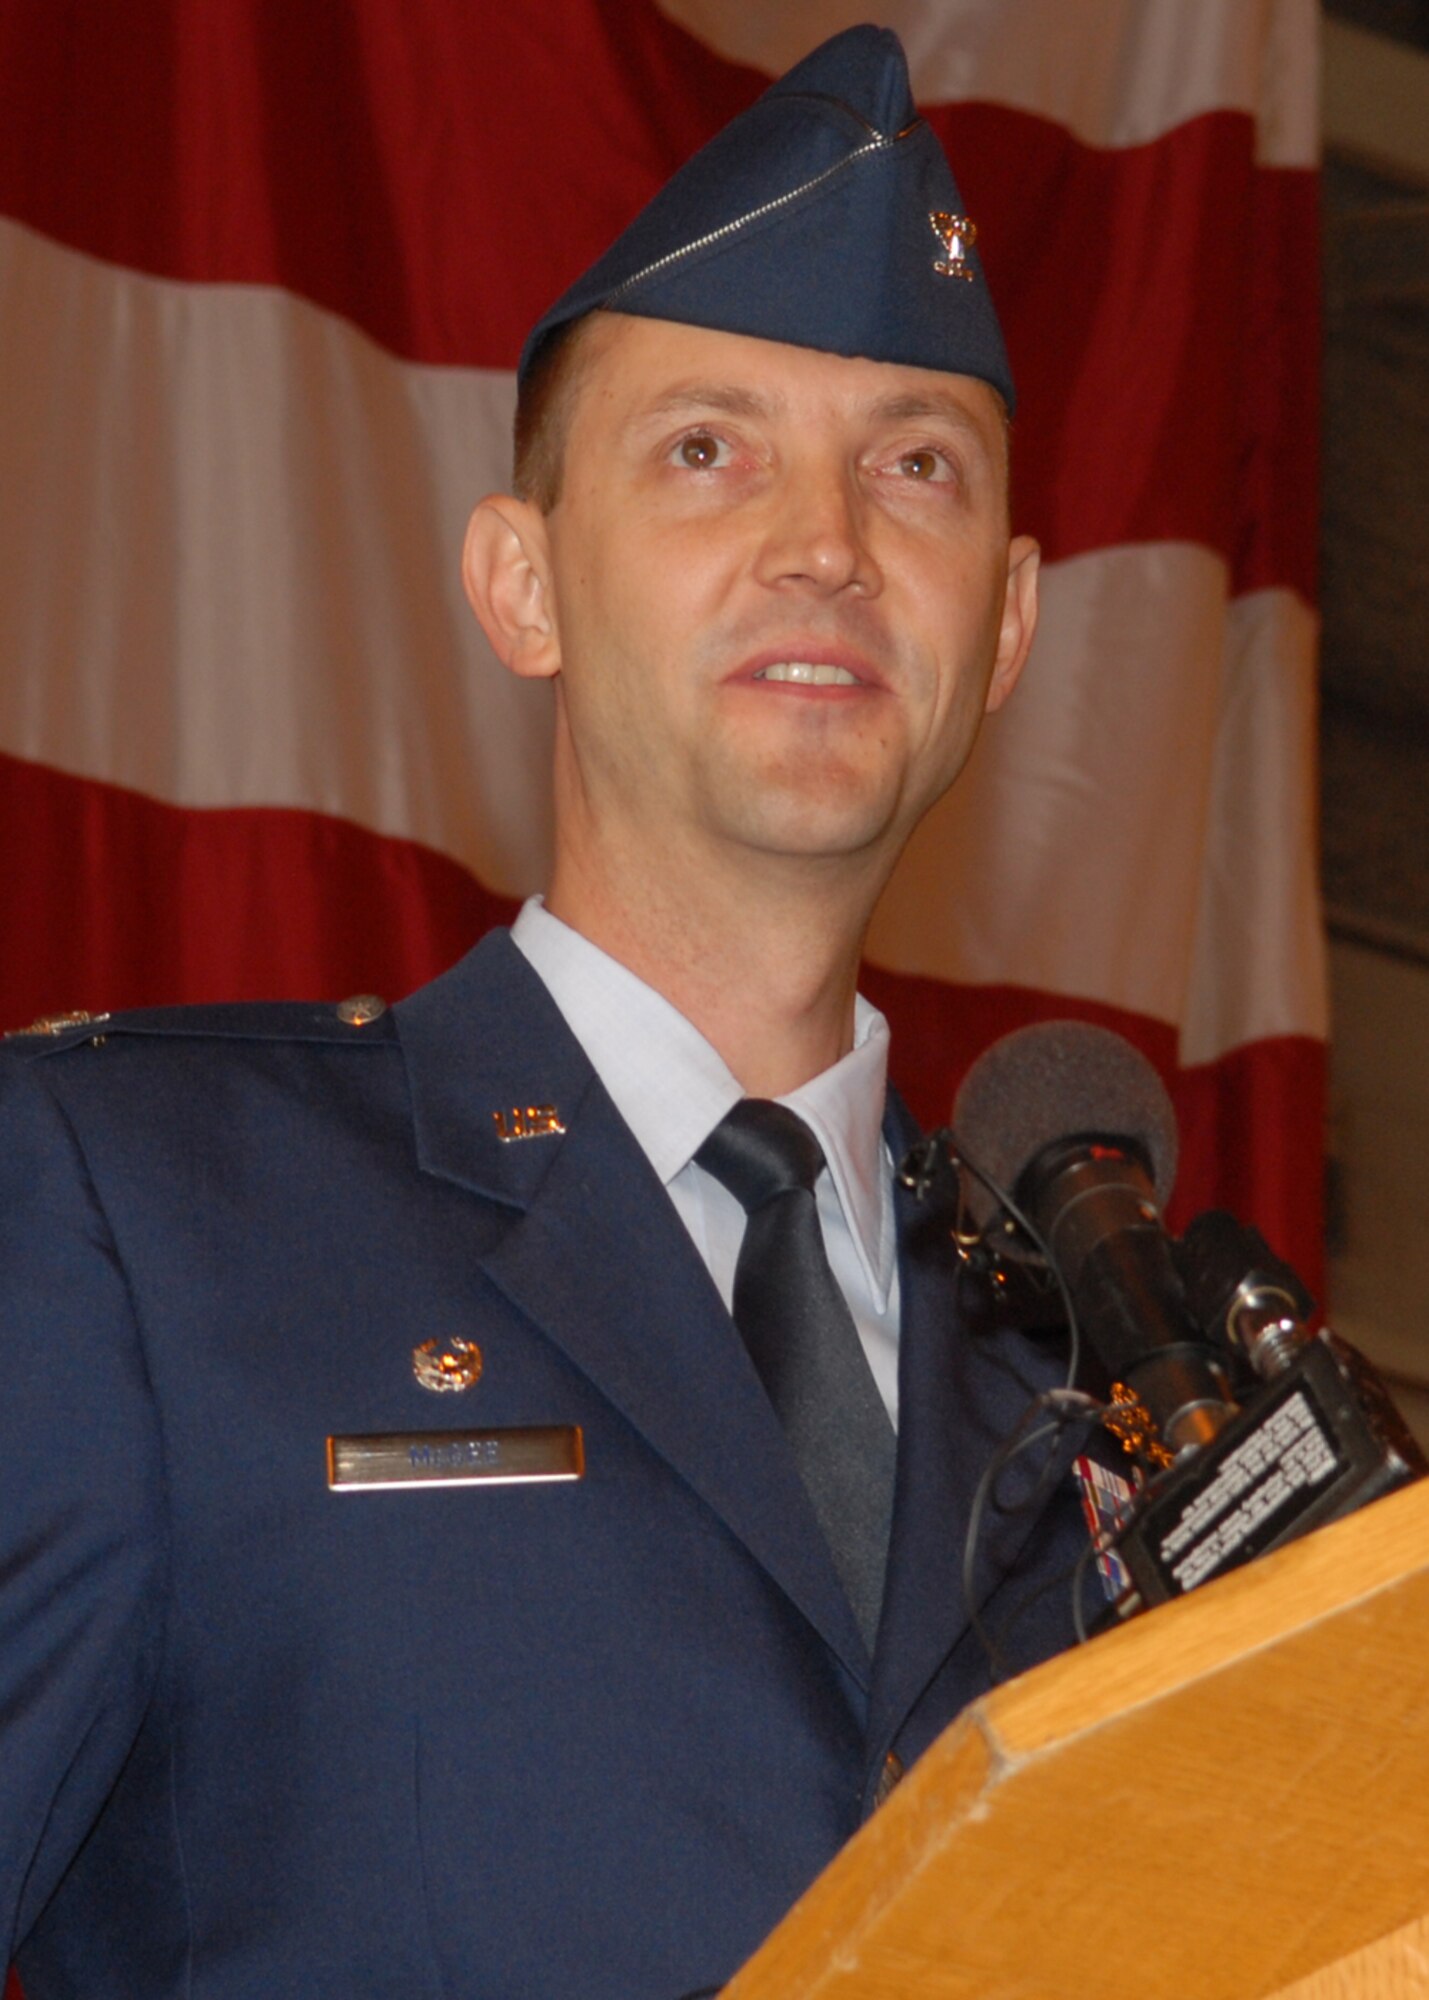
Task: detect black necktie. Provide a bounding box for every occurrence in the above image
[696,1099,897,1653]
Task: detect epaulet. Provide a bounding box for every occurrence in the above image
[3,993,396,1053]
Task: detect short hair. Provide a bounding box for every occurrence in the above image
[512,317,600,512]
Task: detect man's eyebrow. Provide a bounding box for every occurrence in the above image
[634,384,781,423]
[867,392,993,441]
[627,381,1004,456]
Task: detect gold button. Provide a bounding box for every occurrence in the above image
[336,994,386,1027]
[874,1752,904,1808]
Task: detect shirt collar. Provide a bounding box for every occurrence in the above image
[780,1007,895,1307]
[510,898,896,1302]
[512,898,743,1186]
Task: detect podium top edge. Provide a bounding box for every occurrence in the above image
[973,1475,1429,1763]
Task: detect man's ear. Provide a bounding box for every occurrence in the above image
[985,533,1040,714]
[462,496,561,680]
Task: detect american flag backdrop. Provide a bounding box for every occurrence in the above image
[0,0,1324,1265]
[0,2,1319,1963]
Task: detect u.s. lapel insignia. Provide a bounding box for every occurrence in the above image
[491,1104,566,1143]
[412,1337,483,1393]
[929,210,978,281]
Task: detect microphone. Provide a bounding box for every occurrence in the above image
[947,1020,1422,1612]
[952,1022,1235,1453]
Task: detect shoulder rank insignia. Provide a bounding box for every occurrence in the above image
[5,1009,111,1042]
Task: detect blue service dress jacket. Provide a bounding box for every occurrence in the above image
[0,928,1094,1999]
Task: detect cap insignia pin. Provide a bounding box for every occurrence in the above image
[929,210,977,281]
[413,1337,484,1393]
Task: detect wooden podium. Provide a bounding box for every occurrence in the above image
[724,1478,1429,1999]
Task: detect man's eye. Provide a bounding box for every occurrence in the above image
[896,448,948,481]
[675,431,729,469]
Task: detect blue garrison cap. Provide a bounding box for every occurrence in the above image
[518,24,1015,409]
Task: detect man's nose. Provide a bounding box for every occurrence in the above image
[752,463,883,597]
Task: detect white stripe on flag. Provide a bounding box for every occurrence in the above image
[1179,581,1326,1062]
[866,552,1323,1054]
[656,0,1318,165]
[0,216,552,892]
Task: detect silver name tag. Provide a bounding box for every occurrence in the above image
[327,1425,584,1491]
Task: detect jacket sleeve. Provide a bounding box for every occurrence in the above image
[0,1046,167,1963]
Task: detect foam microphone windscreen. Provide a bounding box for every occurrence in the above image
[951,1022,1180,1229]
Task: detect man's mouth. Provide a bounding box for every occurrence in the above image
[750,661,863,687]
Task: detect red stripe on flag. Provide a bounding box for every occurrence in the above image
[0,0,757,363]
[0,750,1323,1298]
[935,105,1319,601]
[0,4,1314,595]
[0,751,513,1022]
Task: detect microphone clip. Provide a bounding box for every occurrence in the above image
[898,1130,1066,1327]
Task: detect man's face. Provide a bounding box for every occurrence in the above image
[531,313,1035,885]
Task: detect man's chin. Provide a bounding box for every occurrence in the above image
[712,794,906,870]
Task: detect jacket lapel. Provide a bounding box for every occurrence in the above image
[393,930,870,1686]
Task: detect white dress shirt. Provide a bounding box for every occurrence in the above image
[511,898,902,1426]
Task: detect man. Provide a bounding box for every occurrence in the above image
[0,28,1089,1999]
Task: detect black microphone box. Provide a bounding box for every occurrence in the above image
[1112,1335,1421,1609]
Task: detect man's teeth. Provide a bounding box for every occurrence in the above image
[753,662,860,686]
